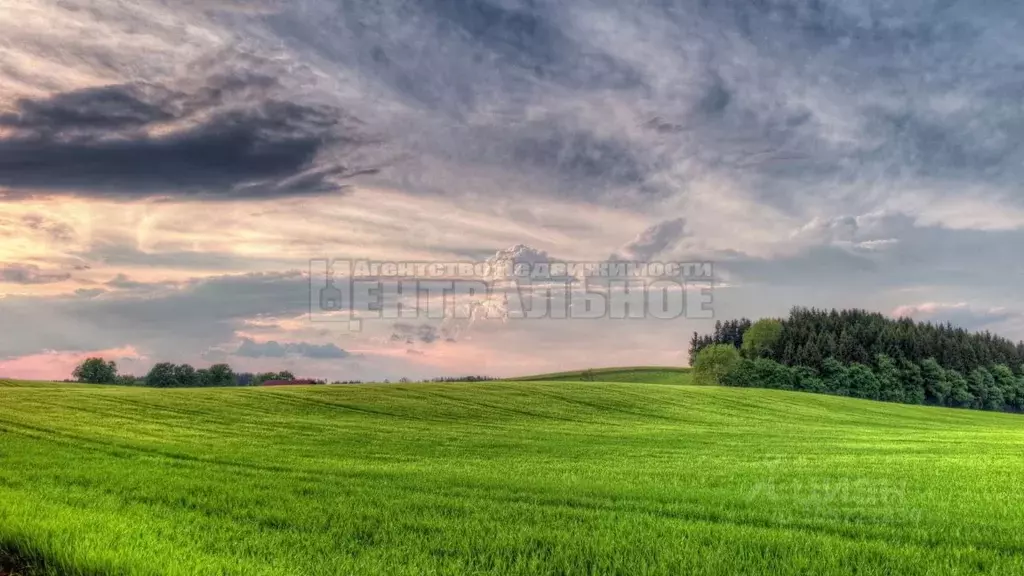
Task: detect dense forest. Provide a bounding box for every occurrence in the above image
[690,308,1024,413]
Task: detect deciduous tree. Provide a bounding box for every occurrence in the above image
[72,358,118,384]
[693,344,740,386]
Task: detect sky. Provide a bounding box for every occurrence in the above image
[1,0,1023,381]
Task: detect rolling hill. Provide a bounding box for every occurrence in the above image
[1,380,1023,575]
[510,366,693,385]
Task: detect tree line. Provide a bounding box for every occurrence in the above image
[70,358,495,387]
[692,308,1024,376]
[690,308,1024,413]
[71,358,313,388]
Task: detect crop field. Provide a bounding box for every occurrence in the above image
[510,367,693,385]
[2,379,1024,575]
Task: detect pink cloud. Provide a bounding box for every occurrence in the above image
[0,346,142,381]
[891,302,968,318]
[890,302,1017,333]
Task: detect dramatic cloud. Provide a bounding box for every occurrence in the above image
[264,0,1024,212]
[0,60,384,198]
[2,0,1024,379]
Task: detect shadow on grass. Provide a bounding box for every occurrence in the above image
[0,541,108,576]
[0,548,27,576]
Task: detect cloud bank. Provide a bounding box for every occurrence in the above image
[2,0,1024,379]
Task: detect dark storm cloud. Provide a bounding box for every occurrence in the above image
[0,65,383,198]
[0,84,176,131]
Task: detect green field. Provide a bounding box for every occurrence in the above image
[2,379,1024,575]
[510,367,692,385]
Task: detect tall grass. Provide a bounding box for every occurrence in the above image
[1,381,1023,574]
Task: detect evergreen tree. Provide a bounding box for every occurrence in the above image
[946,369,974,408]
[990,365,1015,412]
[875,354,904,403]
[847,363,881,400]
[690,308,1024,413]
[920,358,950,406]
[820,358,849,396]
[968,368,994,410]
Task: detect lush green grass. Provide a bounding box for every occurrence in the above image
[511,366,693,385]
[2,381,1024,575]
[0,380,66,388]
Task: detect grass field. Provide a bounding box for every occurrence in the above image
[510,366,692,385]
[2,379,1024,575]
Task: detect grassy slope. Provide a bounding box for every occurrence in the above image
[1,382,1024,575]
[0,380,66,388]
[511,366,693,385]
